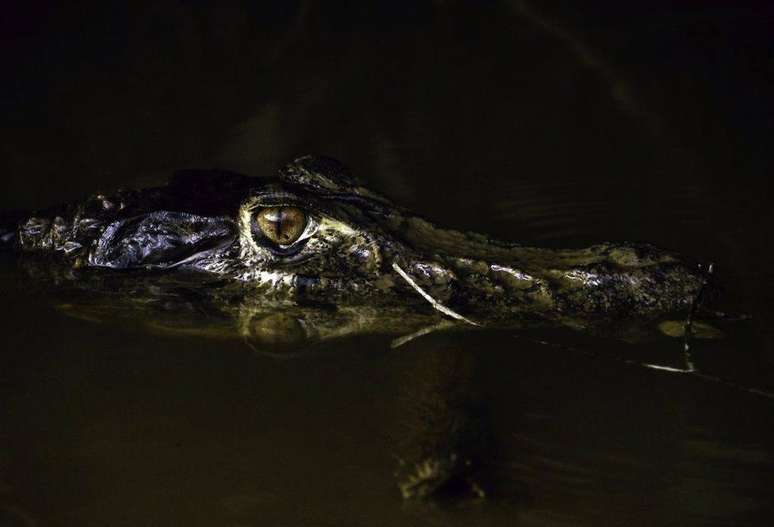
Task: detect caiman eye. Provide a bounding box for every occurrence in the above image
[255,206,307,246]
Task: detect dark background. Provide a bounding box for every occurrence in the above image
[2,1,772,208]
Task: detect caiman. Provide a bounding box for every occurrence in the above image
[0,155,714,344]
[0,155,721,499]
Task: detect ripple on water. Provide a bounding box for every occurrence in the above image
[490,178,715,243]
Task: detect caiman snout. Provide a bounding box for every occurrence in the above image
[396,239,716,324]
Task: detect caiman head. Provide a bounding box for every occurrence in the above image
[2,155,714,342]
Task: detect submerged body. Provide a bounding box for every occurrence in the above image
[1,155,710,336]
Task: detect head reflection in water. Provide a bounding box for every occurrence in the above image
[4,155,715,346]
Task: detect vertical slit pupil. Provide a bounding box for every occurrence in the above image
[256,206,306,246]
[275,208,284,241]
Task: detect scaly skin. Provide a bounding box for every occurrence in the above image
[2,155,709,331]
[6,156,705,323]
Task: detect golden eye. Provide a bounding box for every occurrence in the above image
[255,206,307,245]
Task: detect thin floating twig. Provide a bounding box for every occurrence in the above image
[392,261,479,327]
[390,319,456,349]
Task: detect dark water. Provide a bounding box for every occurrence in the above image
[2,2,774,525]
